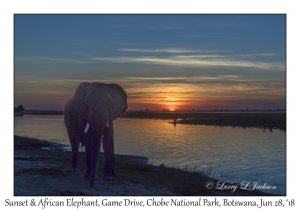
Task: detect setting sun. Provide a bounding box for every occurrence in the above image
[14,14,285,112]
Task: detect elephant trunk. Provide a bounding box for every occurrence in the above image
[85,123,104,187]
[85,108,108,187]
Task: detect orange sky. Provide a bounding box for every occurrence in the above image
[14,75,286,111]
[14,15,286,111]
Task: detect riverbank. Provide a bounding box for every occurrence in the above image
[19,110,286,131]
[121,111,286,131]
[14,135,274,196]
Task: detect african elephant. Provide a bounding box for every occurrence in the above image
[64,82,127,187]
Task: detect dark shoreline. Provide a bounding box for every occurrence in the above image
[18,110,286,131]
[14,135,277,196]
[121,111,286,131]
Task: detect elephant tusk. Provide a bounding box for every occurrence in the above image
[106,122,109,127]
[84,123,90,133]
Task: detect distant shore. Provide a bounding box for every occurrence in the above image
[23,110,64,115]
[14,135,275,196]
[121,111,286,131]
[17,110,286,131]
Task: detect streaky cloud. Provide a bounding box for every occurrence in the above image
[90,55,285,70]
[234,53,276,58]
[118,48,218,53]
[15,56,92,64]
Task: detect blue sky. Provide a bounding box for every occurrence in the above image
[14,14,286,110]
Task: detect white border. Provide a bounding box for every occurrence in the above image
[2,1,298,209]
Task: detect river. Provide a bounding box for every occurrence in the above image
[14,114,286,194]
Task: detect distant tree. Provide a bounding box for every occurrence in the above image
[17,105,25,111]
[14,105,25,112]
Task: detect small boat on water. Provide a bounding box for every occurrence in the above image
[168,119,178,124]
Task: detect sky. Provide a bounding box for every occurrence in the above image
[14,14,286,111]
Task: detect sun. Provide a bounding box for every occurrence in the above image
[164,96,179,111]
[168,105,179,111]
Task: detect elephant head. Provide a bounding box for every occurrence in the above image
[73,82,127,130]
[64,82,127,187]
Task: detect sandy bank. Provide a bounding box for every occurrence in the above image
[14,135,273,196]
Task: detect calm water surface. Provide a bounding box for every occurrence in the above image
[14,114,286,194]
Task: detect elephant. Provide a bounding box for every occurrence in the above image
[64,82,127,187]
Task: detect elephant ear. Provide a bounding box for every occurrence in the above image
[106,84,128,121]
[73,82,90,120]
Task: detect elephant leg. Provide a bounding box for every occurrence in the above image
[102,121,116,181]
[84,131,102,187]
[67,131,80,171]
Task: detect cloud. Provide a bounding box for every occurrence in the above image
[234,53,276,58]
[90,55,285,70]
[118,48,218,53]
[122,75,241,81]
[15,56,92,63]
[120,75,284,86]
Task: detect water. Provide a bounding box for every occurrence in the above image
[14,114,286,194]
